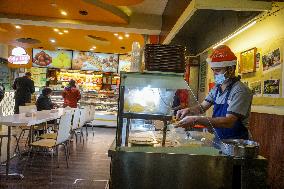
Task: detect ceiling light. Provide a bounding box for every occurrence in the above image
[79,10,88,16]
[58,32,63,35]
[54,28,59,32]
[50,39,56,43]
[15,25,21,29]
[125,34,129,38]
[92,46,96,49]
[61,11,67,16]
[90,48,94,51]
[114,33,118,36]
[118,36,123,40]
[213,20,257,49]
[63,30,68,33]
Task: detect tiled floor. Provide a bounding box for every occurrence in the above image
[0,127,116,189]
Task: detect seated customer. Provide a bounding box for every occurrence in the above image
[36,88,55,111]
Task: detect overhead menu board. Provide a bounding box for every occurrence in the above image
[32,49,72,69]
[72,51,118,72]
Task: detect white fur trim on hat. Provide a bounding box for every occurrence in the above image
[209,60,237,68]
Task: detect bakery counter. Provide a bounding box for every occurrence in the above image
[108,141,268,189]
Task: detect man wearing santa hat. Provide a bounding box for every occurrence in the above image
[176,45,252,140]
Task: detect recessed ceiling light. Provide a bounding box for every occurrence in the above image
[53,28,59,32]
[63,30,68,33]
[118,36,123,40]
[92,46,96,49]
[50,39,56,43]
[125,34,129,38]
[15,25,21,29]
[90,48,94,51]
[61,11,67,16]
[58,32,63,35]
[114,33,118,36]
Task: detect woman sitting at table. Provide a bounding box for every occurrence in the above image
[36,87,55,111]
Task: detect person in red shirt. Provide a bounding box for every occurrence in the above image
[172,89,189,115]
[62,79,81,108]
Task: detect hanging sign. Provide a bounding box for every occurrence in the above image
[8,47,30,65]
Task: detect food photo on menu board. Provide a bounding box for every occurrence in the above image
[32,49,72,69]
[72,51,118,72]
[118,54,131,73]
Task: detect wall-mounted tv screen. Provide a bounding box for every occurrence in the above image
[32,49,72,69]
[72,51,118,72]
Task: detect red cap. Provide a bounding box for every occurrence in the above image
[206,45,237,68]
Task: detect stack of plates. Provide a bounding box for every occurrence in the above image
[145,44,185,73]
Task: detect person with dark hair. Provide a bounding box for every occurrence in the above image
[62,79,81,108]
[36,87,55,111]
[13,72,35,114]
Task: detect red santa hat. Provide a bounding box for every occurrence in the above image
[206,45,237,68]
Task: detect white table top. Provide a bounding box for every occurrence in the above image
[0,108,72,127]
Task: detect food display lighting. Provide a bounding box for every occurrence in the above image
[50,39,56,43]
[54,28,59,32]
[63,30,68,33]
[114,33,118,36]
[58,32,63,35]
[118,36,123,40]
[15,25,21,29]
[125,34,129,38]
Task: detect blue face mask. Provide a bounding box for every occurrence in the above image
[214,72,227,85]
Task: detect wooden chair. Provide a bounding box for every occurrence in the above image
[85,105,95,136]
[74,108,87,144]
[83,106,92,137]
[28,112,72,182]
[15,105,38,152]
[38,109,75,140]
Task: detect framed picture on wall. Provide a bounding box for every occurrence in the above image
[240,47,257,74]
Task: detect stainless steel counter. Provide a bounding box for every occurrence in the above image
[108,141,267,189]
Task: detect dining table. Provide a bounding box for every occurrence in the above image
[0,108,71,178]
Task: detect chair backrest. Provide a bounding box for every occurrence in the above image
[89,105,95,121]
[0,105,2,116]
[79,108,87,128]
[71,108,80,130]
[56,112,72,144]
[85,106,93,122]
[19,105,37,114]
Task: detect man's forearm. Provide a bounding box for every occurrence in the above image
[189,105,206,115]
[196,116,235,129]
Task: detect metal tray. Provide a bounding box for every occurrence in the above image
[220,139,259,158]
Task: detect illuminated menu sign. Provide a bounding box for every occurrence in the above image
[8,47,30,65]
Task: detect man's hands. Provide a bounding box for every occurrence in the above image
[176,108,190,120]
[176,116,199,129]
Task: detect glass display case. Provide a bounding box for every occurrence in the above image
[116,72,190,147]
